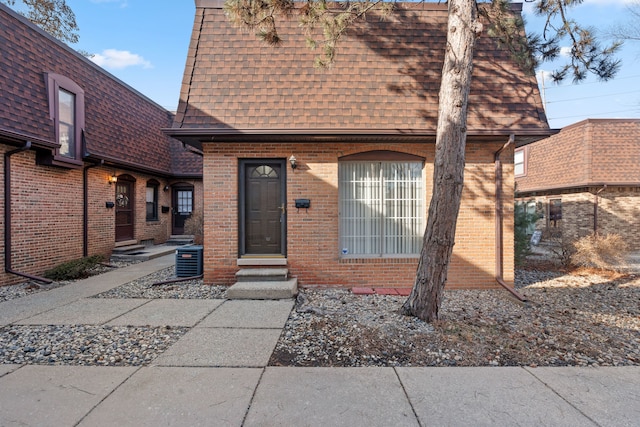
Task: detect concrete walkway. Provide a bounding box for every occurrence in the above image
[1,255,639,426]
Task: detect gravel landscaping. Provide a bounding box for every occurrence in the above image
[93,266,228,300]
[1,262,638,368]
[0,325,187,366]
[270,268,640,367]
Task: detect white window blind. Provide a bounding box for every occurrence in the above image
[339,161,424,256]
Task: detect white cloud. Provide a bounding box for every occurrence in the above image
[560,46,572,57]
[91,49,152,70]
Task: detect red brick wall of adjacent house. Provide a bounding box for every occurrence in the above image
[202,142,514,290]
[0,147,178,286]
[520,187,640,251]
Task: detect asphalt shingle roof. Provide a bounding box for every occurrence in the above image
[0,4,201,177]
[173,1,549,134]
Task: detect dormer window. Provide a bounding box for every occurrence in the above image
[38,73,85,168]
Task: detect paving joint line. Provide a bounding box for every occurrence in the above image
[99,298,155,325]
[393,367,423,427]
[241,367,266,426]
[72,365,144,427]
[522,367,602,427]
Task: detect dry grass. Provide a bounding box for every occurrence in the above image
[571,233,629,272]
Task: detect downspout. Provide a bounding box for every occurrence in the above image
[4,142,53,284]
[594,185,607,235]
[83,159,104,257]
[494,135,526,302]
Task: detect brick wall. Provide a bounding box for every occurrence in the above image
[202,141,514,290]
[521,187,640,251]
[0,147,177,286]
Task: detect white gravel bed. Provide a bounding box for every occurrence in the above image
[0,325,187,366]
[93,266,228,299]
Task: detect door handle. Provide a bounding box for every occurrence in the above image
[279,203,286,215]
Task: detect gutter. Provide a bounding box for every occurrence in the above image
[516,182,639,196]
[594,185,607,234]
[494,135,526,302]
[4,142,53,284]
[163,127,554,151]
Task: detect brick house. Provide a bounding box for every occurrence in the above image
[0,4,202,286]
[167,0,552,290]
[515,118,640,250]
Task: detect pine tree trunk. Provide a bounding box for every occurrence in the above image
[402,0,481,322]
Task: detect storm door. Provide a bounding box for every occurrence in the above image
[115,176,134,241]
[239,160,286,256]
[172,186,194,235]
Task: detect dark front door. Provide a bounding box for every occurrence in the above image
[172,187,193,235]
[115,177,134,241]
[240,161,286,255]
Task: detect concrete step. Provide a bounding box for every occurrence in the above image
[166,235,194,245]
[111,244,146,254]
[236,268,288,282]
[227,278,298,300]
[110,244,177,262]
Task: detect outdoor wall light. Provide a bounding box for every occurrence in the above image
[164,185,170,192]
[289,155,297,170]
[109,174,118,184]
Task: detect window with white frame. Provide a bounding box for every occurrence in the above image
[339,160,424,256]
[514,148,526,177]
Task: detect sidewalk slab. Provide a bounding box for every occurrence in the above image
[78,367,261,427]
[108,299,224,327]
[154,328,281,367]
[245,367,418,426]
[0,364,19,377]
[17,298,148,325]
[0,365,136,426]
[0,254,174,326]
[525,366,640,427]
[197,299,293,329]
[396,367,594,427]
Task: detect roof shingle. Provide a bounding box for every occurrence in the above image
[173,1,549,134]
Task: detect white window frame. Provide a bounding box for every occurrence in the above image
[514,148,526,177]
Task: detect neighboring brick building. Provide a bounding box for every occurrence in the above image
[0,4,202,286]
[516,118,640,250]
[167,0,552,290]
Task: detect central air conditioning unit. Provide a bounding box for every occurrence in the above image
[175,245,203,277]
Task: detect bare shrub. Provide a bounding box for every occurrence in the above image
[570,233,629,272]
[546,233,575,268]
[183,210,204,244]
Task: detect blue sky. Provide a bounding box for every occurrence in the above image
[59,0,640,129]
